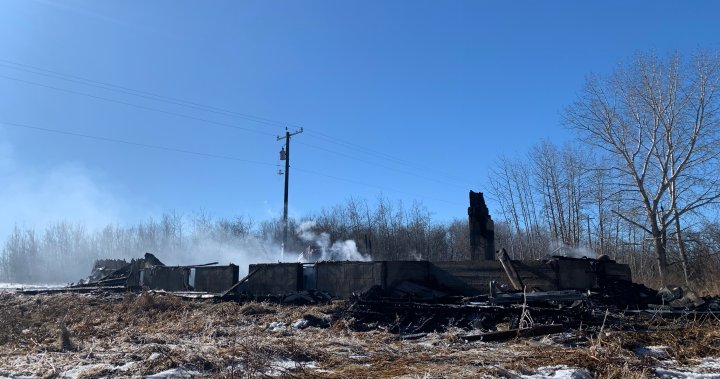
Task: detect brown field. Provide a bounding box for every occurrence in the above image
[1,291,720,378]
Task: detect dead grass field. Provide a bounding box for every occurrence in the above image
[1,291,720,378]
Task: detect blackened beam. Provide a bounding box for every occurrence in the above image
[497,248,524,291]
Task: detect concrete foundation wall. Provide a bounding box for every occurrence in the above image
[430,261,508,295]
[513,261,558,290]
[139,265,240,292]
[384,261,430,287]
[239,259,633,298]
[316,261,383,298]
[243,263,301,295]
[193,265,239,293]
[141,267,190,291]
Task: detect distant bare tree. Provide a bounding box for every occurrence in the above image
[565,51,720,283]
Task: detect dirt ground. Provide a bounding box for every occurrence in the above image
[1,291,720,378]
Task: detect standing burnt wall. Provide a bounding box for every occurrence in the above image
[468,191,495,261]
[242,263,302,295]
[194,265,239,293]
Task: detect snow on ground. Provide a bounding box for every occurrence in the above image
[655,357,720,378]
[635,345,672,359]
[517,365,592,379]
[0,282,66,291]
[145,367,202,378]
[265,360,320,376]
[61,363,115,379]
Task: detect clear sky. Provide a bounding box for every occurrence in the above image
[1,0,719,233]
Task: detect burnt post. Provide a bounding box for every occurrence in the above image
[468,191,495,260]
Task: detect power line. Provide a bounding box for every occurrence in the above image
[292,166,465,207]
[0,120,275,166]
[0,60,290,130]
[0,59,479,189]
[303,129,472,184]
[295,139,472,190]
[0,75,276,137]
[0,120,465,207]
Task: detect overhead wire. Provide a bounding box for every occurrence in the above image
[292,166,465,206]
[302,129,475,186]
[0,75,276,137]
[0,120,465,207]
[0,120,275,166]
[295,139,472,190]
[0,60,290,130]
[0,59,481,191]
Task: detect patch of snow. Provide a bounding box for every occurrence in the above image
[149,352,162,361]
[146,367,202,378]
[115,361,137,372]
[655,357,720,378]
[264,360,319,376]
[292,319,309,330]
[635,345,671,358]
[267,322,286,332]
[699,358,720,370]
[61,363,113,379]
[0,282,66,291]
[518,365,592,379]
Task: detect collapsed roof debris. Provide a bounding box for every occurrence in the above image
[19,253,238,296]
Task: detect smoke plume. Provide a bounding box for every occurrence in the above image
[295,220,368,262]
[549,240,597,259]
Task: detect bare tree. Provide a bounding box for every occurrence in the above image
[565,51,720,283]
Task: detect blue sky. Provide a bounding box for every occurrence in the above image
[1,0,719,233]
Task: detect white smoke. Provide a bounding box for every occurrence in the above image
[0,129,141,241]
[158,232,283,277]
[0,130,285,282]
[549,240,597,259]
[295,220,368,262]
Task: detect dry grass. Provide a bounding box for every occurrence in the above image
[0,291,719,378]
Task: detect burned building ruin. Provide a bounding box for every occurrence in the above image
[53,191,631,303]
[233,191,630,299]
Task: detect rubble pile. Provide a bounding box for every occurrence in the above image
[344,278,720,342]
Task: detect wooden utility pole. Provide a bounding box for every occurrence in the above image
[277,127,303,260]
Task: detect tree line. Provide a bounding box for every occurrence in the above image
[492,51,720,289]
[0,199,471,284]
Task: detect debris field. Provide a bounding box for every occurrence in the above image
[2,287,720,378]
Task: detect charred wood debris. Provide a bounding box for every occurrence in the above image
[15,253,720,344]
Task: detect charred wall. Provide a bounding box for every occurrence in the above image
[468,191,495,261]
[239,258,633,299]
[135,265,239,293]
[244,263,302,295]
[194,265,239,293]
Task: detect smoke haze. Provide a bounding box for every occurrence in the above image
[0,131,287,283]
[0,130,137,241]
